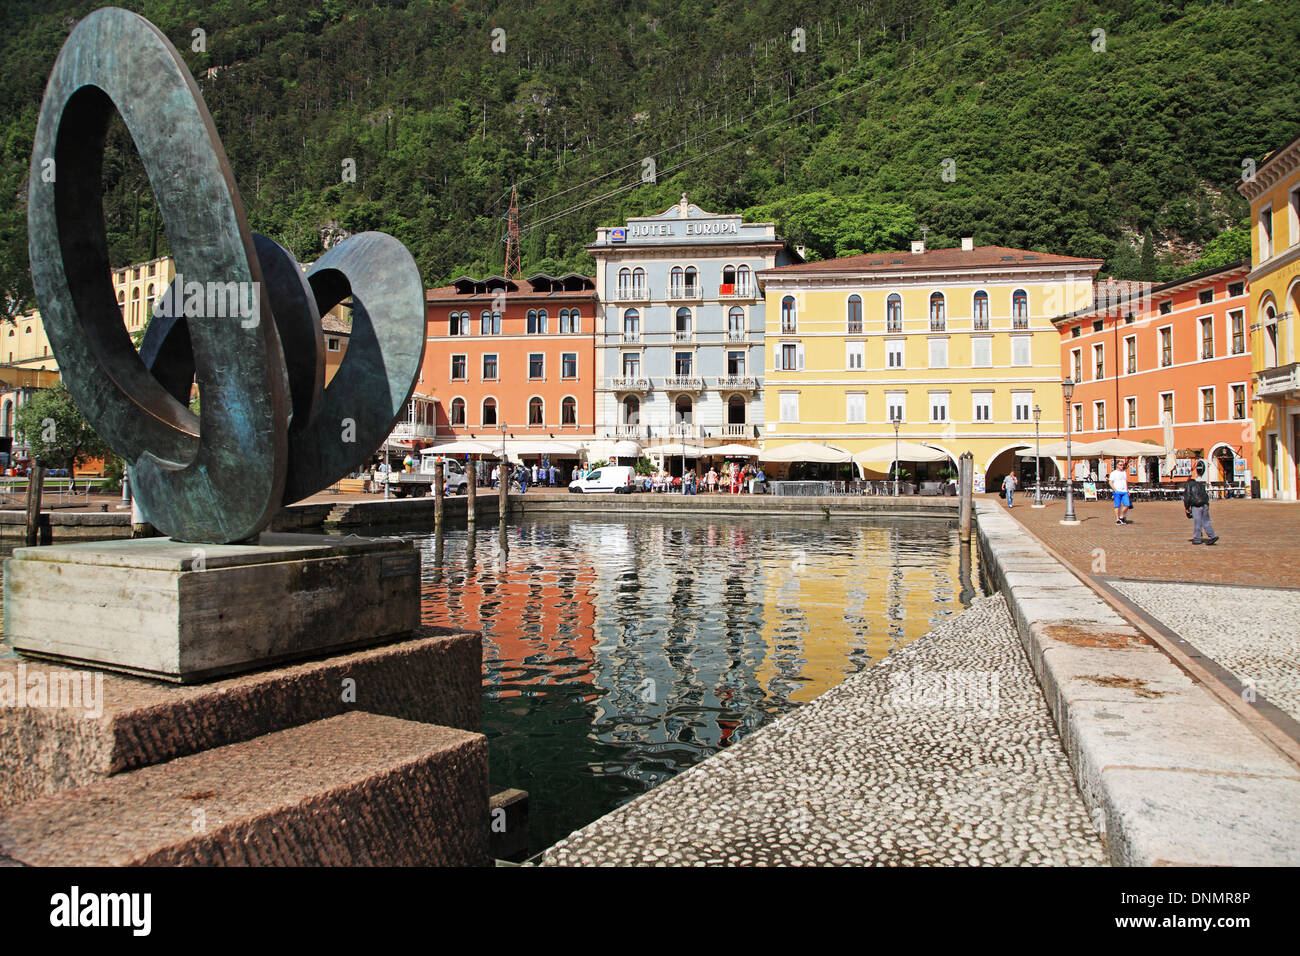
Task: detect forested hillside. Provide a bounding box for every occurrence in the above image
[1,0,1297,315]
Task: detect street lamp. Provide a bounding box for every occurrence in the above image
[499,421,508,479]
[1061,378,1079,525]
[893,417,901,497]
[1032,404,1043,508]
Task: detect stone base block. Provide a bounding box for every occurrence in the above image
[3,532,421,682]
[0,712,490,866]
[0,626,481,809]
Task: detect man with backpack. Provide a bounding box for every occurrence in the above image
[1182,460,1218,545]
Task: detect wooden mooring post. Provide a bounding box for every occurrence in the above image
[958,451,973,543]
[24,462,44,546]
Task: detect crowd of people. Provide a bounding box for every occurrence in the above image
[646,461,765,495]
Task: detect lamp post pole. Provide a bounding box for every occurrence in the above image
[1032,404,1044,508]
[498,422,508,517]
[1061,379,1079,525]
[893,418,900,497]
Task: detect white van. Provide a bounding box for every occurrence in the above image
[569,465,635,494]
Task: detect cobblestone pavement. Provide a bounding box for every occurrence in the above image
[1109,580,1300,726]
[541,594,1106,866]
[1001,497,1300,589]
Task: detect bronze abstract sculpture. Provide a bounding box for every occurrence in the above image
[27,7,425,543]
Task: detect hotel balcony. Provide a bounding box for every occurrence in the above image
[614,424,647,440]
[609,376,650,393]
[611,288,650,302]
[621,331,641,344]
[662,376,704,393]
[719,285,757,300]
[726,329,750,342]
[388,421,438,442]
[716,376,757,392]
[667,286,703,301]
[673,329,694,342]
[667,423,699,439]
[719,423,755,439]
[1256,362,1300,399]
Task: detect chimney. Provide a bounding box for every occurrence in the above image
[961,237,974,252]
[910,240,925,254]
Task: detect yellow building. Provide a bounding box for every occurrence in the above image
[112,255,176,335]
[757,240,1103,486]
[1238,134,1300,500]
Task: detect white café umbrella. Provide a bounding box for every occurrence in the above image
[424,440,497,456]
[759,441,853,463]
[1017,440,1109,458]
[854,441,949,465]
[646,442,705,458]
[704,443,761,457]
[1092,437,1165,457]
[1162,412,1176,473]
[609,440,641,458]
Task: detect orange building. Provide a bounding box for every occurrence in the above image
[422,274,598,469]
[1054,262,1253,484]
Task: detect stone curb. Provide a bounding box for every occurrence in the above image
[975,499,1300,866]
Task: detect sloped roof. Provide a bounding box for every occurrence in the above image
[761,245,1103,276]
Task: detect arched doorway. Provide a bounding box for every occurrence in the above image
[623,395,640,424]
[727,395,746,425]
[1211,444,1236,483]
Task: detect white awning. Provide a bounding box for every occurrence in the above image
[703,443,761,457]
[854,441,949,464]
[1017,440,1109,458]
[422,440,497,456]
[646,442,705,458]
[759,441,853,463]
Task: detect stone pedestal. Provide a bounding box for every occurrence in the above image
[3,533,420,683]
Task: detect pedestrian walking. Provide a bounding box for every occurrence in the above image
[1183,460,1218,545]
[1108,463,1131,524]
[1002,472,1017,508]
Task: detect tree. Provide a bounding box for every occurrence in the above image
[1139,230,1157,283]
[1191,221,1252,272]
[14,384,111,475]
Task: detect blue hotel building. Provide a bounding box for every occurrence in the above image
[586,194,801,463]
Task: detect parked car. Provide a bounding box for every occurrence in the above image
[569,465,635,494]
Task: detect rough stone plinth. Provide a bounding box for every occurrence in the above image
[0,626,480,809]
[3,532,420,681]
[0,711,490,866]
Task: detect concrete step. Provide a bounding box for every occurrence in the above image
[0,711,489,866]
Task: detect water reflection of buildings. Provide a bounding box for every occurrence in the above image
[757,521,967,704]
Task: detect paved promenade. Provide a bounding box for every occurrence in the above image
[542,593,1105,866]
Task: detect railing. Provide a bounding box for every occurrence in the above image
[847,322,863,334]
[668,423,698,438]
[973,317,989,330]
[614,424,646,440]
[719,286,756,299]
[613,288,650,301]
[1256,362,1299,397]
[389,421,438,440]
[717,376,757,391]
[726,329,748,341]
[673,329,693,342]
[781,322,797,334]
[621,331,641,344]
[609,377,650,392]
[929,318,946,332]
[887,318,903,332]
[667,286,703,300]
[663,376,704,392]
[1012,316,1030,330]
[720,423,752,438]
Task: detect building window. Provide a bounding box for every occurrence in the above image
[1198,289,1213,305]
[528,397,544,425]
[526,310,548,334]
[623,309,640,335]
[617,268,631,297]
[528,353,544,379]
[778,343,802,371]
[674,351,693,376]
[1011,289,1029,329]
[1125,336,1136,374]
[450,354,467,380]
[675,307,692,338]
[971,337,992,368]
[1159,327,1172,367]
[1232,384,1246,420]
[1159,299,1173,315]
[846,342,864,370]
[1071,348,1083,382]
[1160,392,1174,423]
[482,397,497,426]
[887,393,905,422]
[886,293,903,332]
[482,354,498,380]
[1260,205,1274,259]
[1073,404,1083,432]
[623,396,640,424]
[1093,343,1104,379]
[886,339,904,369]
[562,396,577,426]
[846,295,863,333]
[1229,281,1245,298]
[781,296,797,333]
[326,337,341,352]
[1200,317,1214,359]
[930,392,949,423]
[674,394,693,426]
[929,292,946,331]
[1231,311,1245,354]
[1071,325,1080,338]
[973,393,992,422]
[561,352,578,379]
[928,338,948,369]
[1201,387,1215,423]
[559,309,580,334]
[450,398,466,426]
[1092,319,1103,333]
[1094,400,1105,431]
[670,266,684,297]
[684,266,698,295]
[736,265,752,296]
[1011,336,1031,367]
[972,291,989,330]
[846,392,866,424]
[480,311,501,335]
[622,352,640,377]
[727,350,746,375]
[1013,393,1032,422]
[449,311,465,336]
[779,391,799,423]
[727,306,746,338]
[632,268,646,297]
[1126,397,1137,429]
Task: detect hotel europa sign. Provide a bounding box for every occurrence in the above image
[618,218,743,241]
